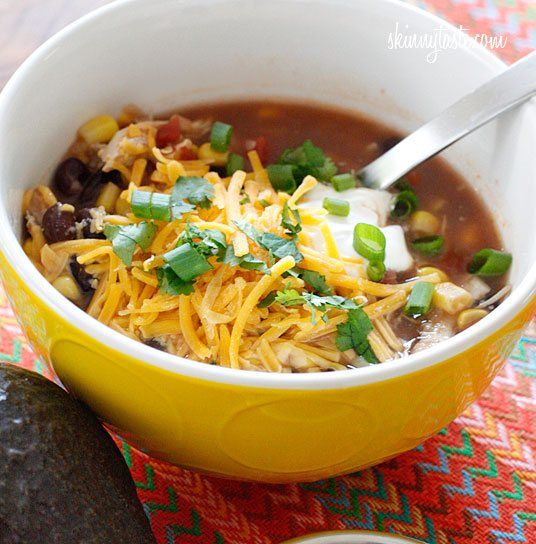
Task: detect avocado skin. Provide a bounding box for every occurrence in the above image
[0,364,155,544]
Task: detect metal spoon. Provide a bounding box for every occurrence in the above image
[358,51,536,190]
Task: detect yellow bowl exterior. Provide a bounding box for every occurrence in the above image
[1,253,534,483]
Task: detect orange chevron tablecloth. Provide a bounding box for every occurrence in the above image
[3,1,536,543]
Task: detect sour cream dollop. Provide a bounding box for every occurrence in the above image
[300,183,414,273]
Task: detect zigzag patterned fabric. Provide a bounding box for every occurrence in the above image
[3,2,535,543]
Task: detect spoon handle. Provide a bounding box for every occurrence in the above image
[359,51,536,190]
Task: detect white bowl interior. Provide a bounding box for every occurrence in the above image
[0,0,534,387]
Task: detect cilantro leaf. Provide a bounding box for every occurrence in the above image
[277,139,338,184]
[156,265,195,296]
[171,200,196,218]
[335,308,378,364]
[218,245,269,274]
[295,268,332,295]
[257,291,277,308]
[281,203,302,236]
[233,219,303,263]
[172,176,215,209]
[274,289,358,323]
[232,219,260,242]
[104,221,157,266]
[179,223,227,257]
[274,288,307,307]
[258,233,303,263]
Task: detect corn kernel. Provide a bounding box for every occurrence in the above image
[198,142,229,166]
[409,210,440,236]
[418,266,449,282]
[432,282,473,314]
[96,182,121,213]
[52,275,81,302]
[114,194,131,215]
[78,115,119,144]
[457,308,488,331]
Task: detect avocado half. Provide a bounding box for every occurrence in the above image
[0,364,155,544]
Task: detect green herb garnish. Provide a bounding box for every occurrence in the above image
[179,224,227,257]
[218,245,269,274]
[281,203,302,236]
[172,176,215,210]
[156,265,195,296]
[104,221,157,266]
[257,291,277,308]
[130,189,195,221]
[210,121,233,152]
[468,248,512,277]
[226,153,245,176]
[294,268,332,295]
[268,139,338,192]
[233,219,303,263]
[391,189,419,220]
[411,235,444,256]
[275,289,358,323]
[404,282,435,318]
[335,308,377,364]
[163,243,212,282]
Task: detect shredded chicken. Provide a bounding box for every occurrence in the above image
[412,311,455,353]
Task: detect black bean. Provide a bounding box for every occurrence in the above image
[380,136,403,154]
[53,158,89,196]
[75,208,105,239]
[78,169,122,208]
[144,339,167,352]
[41,204,76,244]
[69,258,94,293]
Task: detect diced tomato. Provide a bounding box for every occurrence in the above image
[246,136,269,164]
[155,115,181,148]
[178,147,197,160]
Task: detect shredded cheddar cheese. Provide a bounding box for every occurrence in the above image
[22,112,442,373]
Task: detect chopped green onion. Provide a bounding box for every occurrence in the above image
[163,243,212,282]
[130,191,152,219]
[411,235,444,256]
[258,199,270,208]
[267,164,297,193]
[331,173,356,192]
[131,191,173,221]
[353,223,386,262]
[391,190,418,219]
[323,197,350,217]
[149,193,173,221]
[210,121,233,152]
[226,153,245,176]
[469,248,512,276]
[404,282,435,317]
[367,260,386,282]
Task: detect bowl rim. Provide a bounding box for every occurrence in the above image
[0,0,534,390]
[281,529,423,543]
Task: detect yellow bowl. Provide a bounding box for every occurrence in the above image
[0,0,534,483]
